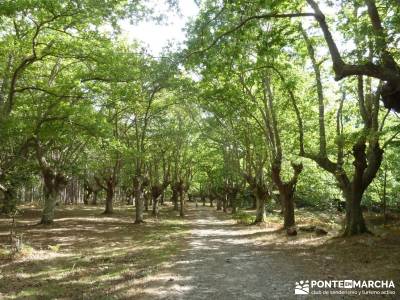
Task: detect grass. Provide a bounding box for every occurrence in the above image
[232,210,255,225]
[0,204,189,299]
[232,207,343,231]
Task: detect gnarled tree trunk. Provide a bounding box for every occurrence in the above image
[41,189,58,224]
[272,162,302,233]
[244,173,269,224]
[340,141,382,236]
[40,170,67,224]
[343,189,368,236]
[151,180,169,217]
[254,192,267,224]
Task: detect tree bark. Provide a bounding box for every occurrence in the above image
[160,191,165,205]
[144,191,150,211]
[271,162,302,231]
[0,184,16,214]
[281,189,295,229]
[151,183,168,217]
[152,196,159,216]
[179,189,185,217]
[171,185,179,211]
[83,183,92,205]
[254,194,267,223]
[103,180,114,215]
[342,187,368,236]
[39,167,66,224]
[229,188,239,214]
[134,176,144,224]
[40,190,57,224]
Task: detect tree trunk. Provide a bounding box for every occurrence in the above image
[271,162,302,233]
[40,169,66,224]
[40,190,57,224]
[229,190,239,214]
[342,187,368,236]
[103,181,114,215]
[254,194,266,223]
[230,195,238,214]
[281,189,295,229]
[144,192,149,211]
[179,190,185,217]
[251,194,257,209]
[209,195,214,207]
[83,188,91,205]
[134,184,144,224]
[160,191,165,205]
[152,196,159,216]
[172,188,178,211]
[201,195,206,206]
[0,185,16,214]
[341,142,374,236]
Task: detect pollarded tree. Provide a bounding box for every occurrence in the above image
[147,148,171,217]
[305,0,400,112]
[30,97,99,224]
[187,0,400,111]
[168,112,197,217]
[125,57,179,223]
[188,13,304,229]
[0,0,144,119]
[0,0,149,221]
[290,23,399,235]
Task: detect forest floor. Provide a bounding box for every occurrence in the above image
[0,205,189,299]
[136,205,400,299]
[0,203,399,299]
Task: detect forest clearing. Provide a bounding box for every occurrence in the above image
[1,0,400,299]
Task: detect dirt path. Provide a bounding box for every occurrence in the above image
[138,205,317,299]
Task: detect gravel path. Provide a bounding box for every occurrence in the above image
[139,205,318,300]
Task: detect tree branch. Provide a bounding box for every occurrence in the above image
[189,12,315,56]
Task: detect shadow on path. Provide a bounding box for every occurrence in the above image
[138,204,316,300]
